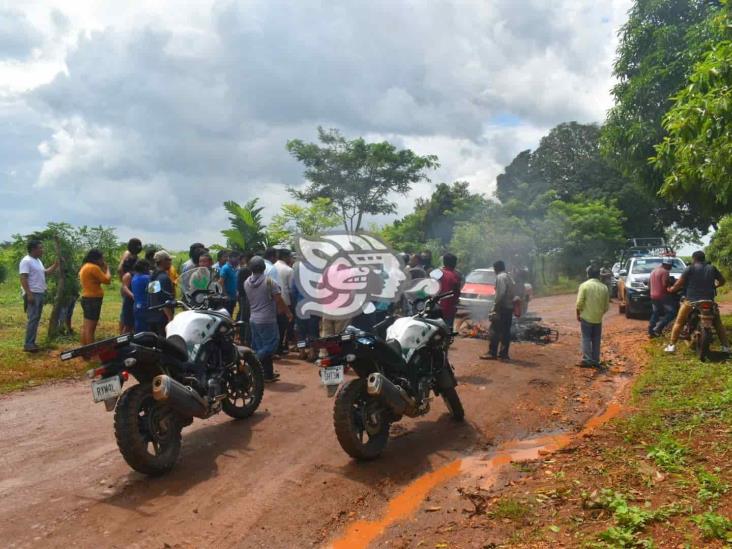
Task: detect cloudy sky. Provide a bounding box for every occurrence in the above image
[1,0,632,249]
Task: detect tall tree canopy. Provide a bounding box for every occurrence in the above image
[601,0,721,230]
[653,2,732,224]
[287,127,438,233]
[267,198,341,244]
[382,181,490,251]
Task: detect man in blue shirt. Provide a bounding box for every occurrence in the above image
[219,251,239,316]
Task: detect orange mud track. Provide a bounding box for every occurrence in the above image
[0,294,646,548]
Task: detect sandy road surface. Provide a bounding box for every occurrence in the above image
[0,294,637,548]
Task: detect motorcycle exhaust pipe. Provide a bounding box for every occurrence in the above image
[366,372,418,417]
[152,375,209,419]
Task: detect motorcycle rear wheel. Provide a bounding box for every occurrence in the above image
[222,354,265,419]
[698,327,713,362]
[114,384,182,476]
[441,386,465,421]
[333,378,390,460]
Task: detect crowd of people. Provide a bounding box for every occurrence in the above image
[18,235,729,377]
[575,250,729,370]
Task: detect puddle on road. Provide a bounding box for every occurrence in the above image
[330,391,626,549]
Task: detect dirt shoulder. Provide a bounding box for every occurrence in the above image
[0,294,627,548]
[377,308,732,548]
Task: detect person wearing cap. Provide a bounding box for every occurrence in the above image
[648,257,676,338]
[148,250,175,336]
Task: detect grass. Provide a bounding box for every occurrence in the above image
[489,497,531,521]
[0,273,126,394]
[534,275,582,297]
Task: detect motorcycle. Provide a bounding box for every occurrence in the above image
[310,278,464,460]
[61,267,264,475]
[686,299,718,362]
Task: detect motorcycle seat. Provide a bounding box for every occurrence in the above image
[160,335,189,362]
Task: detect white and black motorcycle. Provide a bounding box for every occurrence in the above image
[61,267,264,475]
[311,278,464,460]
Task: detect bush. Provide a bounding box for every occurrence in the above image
[707,215,732,275]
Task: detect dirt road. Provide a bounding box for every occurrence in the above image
[0,294,643,548]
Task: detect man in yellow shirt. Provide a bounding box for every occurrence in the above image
[576,266,610,368]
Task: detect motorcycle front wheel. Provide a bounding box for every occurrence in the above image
[441,386,465,421]
[222,354,265,419]
[114,384,182,476]
[333,378,390,460]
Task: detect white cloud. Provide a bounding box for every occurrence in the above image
[1,0,632,249]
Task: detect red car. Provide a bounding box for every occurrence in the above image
[459,268,532,314]
[459,268,496,311]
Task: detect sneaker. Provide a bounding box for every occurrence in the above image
[23,345,40,353]
[479,353,498,360]
[664,344,676,353]
[264,372,281,383]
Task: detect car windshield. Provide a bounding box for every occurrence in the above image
[631,258,685,274]
[466,270,496,284]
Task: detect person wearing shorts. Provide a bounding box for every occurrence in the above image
[79,249,112,345]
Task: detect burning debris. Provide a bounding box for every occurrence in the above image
[457,315,559,345]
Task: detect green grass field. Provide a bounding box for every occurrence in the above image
[0,274,126,394]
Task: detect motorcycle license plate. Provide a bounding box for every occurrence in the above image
[91,376,121,403]
[320,365,344,386]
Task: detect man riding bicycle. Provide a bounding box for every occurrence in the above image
[664,250,729,354]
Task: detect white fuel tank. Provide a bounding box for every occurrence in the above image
[166,310,225,360]
[386,317,439,362]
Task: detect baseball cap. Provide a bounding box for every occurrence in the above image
[662,257,673,266]
[154,250,172,262]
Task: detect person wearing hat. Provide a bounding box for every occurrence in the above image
[648,257,676,338]
[148,250,175,336]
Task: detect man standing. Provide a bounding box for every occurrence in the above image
[148,250,175,336]
[219,251,239,316]
[576,266,610,368]
[245,256,292,383]
[665,250,729,353]
[648,257,676,338]
[213,249,228,277]
[480,260,515,361]
[274,249,294,353]
[19,239,59,352]
[237,251,253,345]
[438,253,462,331]
[181,243,205,273]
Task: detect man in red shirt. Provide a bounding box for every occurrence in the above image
[438,253,462,331]
[648,257,676,337]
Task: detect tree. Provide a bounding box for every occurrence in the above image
[538,200,626,276]
[382,181,490,251]
[601,0,720,231]
[652,2,732,224]
[221,199,270,251]
[267,198,341,244]
[706,215,732,272]
[449,215,536,273]
[287,127,439,233]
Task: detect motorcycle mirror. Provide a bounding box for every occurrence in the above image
[147,280,162,294]
[363,302,376,314]
[430,268,443,281]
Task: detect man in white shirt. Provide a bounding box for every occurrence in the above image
[19,239,59,352]
[274,249,294,354]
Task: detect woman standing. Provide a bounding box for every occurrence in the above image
[79,249,112,345]
[120,269,135,334]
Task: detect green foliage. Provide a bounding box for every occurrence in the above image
[449,213,535,272]
[692,511,732,540]
[267,198,340,245]
[0,264,6,284]
[696,468,728,502]
[646,435,688,471]
[585,489,680,547]
[601,0,720,231]
[488,497,530,520]
[221,199,270,251]
[653,3,732,224]
[538,200,625,275]
[287,127,438,232]
[382,181,490,252]
[706,215,732,273]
